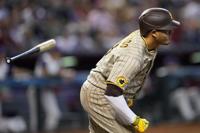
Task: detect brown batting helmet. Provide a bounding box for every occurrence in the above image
[139,8,180,36]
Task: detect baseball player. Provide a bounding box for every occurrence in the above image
[80,8,180,133]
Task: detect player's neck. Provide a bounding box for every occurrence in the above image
[143,36,159,51]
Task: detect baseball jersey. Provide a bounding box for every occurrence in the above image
[87,30,157,101]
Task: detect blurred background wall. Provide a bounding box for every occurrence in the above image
[0,0,200,133]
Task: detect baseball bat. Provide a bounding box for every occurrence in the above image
[6,39,56,64]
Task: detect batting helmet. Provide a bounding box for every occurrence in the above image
[139,8,180,37]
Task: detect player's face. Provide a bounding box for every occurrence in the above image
[156,30,172,45]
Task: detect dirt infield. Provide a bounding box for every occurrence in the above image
[146,122,200,133]
[64,122,200,133]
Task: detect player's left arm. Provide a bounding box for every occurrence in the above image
[105,54,149,132]
[105,84,149,132]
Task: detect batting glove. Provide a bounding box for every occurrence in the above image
[133,116,149,133]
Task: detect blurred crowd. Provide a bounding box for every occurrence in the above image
[0,0,200,56]
[0,0,200,133]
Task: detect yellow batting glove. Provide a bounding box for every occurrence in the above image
[133,116,149,133]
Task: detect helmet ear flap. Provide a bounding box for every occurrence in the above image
[139,19,153,37]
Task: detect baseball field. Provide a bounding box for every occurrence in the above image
[40,122,200,133]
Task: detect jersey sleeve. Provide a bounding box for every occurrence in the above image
[107,54,141,90]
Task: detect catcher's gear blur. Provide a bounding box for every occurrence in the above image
[133,116,149,133]
[139,8,180,37]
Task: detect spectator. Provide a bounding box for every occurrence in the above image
[171,85,200,121]
[34,49,62,131]
[0,47,27,133]
[180,0,200,44]
[156,56,183,121]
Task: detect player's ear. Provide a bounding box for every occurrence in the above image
[151,30,157,38]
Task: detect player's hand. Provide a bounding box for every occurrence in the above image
[133,116,149,133]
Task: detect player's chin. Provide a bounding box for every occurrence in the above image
[161,40,170,45]
[162,43,170,45]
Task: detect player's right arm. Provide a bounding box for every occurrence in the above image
[104,84,149,132]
